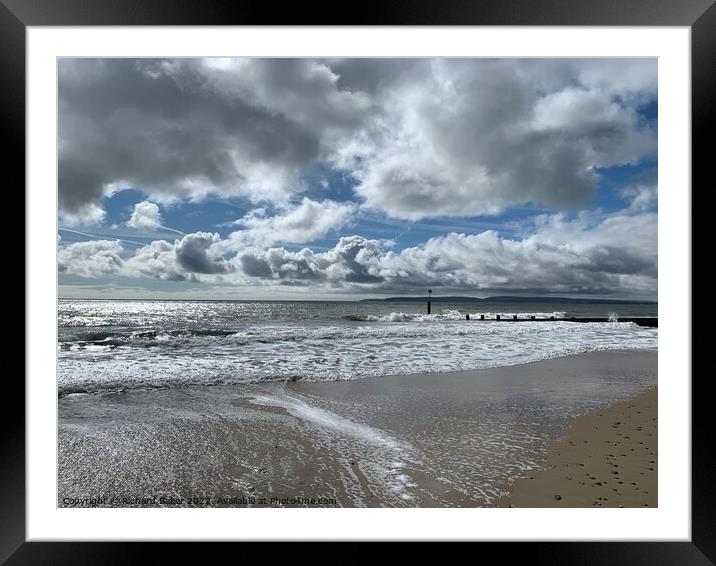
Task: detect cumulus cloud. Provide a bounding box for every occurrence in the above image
[59,58,656,223]
[57,203,657,296]
[175,232,232,274]
[325,235,385,284]
[341,59,656,219]
[58,58,367,222]
[123,239,187,281]
[192,58,370,132]
[58,232,233,282]
[231,207,656,295]
[236,235,384,285]
[123,232,234,280]
[58,203,106,227]
[127,201,162,231]
[227,198,356,247]
[58,240,123,278]
[238,247,327,284]
[373,210,657,295]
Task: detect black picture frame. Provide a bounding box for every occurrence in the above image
[7,0,708,562]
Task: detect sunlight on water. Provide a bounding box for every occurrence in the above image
[58,300,657,395]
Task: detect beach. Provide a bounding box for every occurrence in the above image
[58,349,657,508]
[497,387,657,507]
[54,55,661,520]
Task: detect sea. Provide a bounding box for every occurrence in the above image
[58,298,659,507]
[58,299,658,397]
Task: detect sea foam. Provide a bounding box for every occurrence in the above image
[58,300,657,396]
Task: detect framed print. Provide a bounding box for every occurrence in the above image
[7,0,710,562]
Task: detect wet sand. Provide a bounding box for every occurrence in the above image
[497,387,657,508]
[58,350,657,508]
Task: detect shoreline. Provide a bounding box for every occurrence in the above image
[497,387,657,508]
[58,346,658,399]
[58,349,658,508]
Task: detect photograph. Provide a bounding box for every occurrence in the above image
[56,56,660,510]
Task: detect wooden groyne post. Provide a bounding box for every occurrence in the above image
[427,289,432,315]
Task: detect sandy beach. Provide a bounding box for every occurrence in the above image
[497,387,657,508]
[58,349,657,508]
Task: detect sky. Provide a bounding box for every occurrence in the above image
[57,58,657,301]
